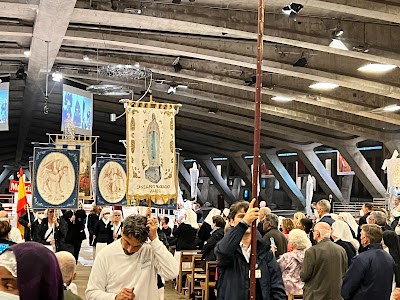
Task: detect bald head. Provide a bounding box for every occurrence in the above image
[55,251,77,285]
[0,211,7,218]
[314,222,331,242]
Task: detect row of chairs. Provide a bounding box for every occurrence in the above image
[176,250,217,300]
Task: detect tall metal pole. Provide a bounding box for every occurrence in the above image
[249,0,264,299]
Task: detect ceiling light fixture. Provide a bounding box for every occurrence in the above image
[293,57,307,67]
[332,27,344,37]
[309,82,339,90]
[358,64,397,73]
[23,50,31,57]
[86,84,132,96]
[208,108,218,114]
[282,3,303,20]
[383,105,400,112]
[167,86,177,94]
[52,71,63,82]
[353,44,369,53]
[245,76,257,86]
[83,55,89,61]
[98,64,151,79]
[272,96,293,101]
[329,39,348,51]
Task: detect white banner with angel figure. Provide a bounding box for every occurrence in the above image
[126,102,179,208]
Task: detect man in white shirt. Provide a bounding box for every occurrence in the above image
[86,215,179,300]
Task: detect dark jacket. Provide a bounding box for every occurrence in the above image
[173,223,197,251]
[93,220,113,245]
[198,222,212,242]
[63,209,87,244]
[64,289,83,300]
[300,238,348,300]
[203,227,224,261]
[263,228,288,258]
[257,220,266,237]
[357,212,370,239]
[18,210,36,241]
[215,222,287,300]
[318,214,335,226]
[335,239,356,267]
[341,243,395,300]
[38,217,68,252]
[87,213,99,245]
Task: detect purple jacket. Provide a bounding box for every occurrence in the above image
[279,249,305,295]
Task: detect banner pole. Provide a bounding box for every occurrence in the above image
[249,0,264,299]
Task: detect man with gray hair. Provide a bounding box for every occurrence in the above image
[263,213,287,258]
[316,199,335,226]
[55,251,83,300]
[257,206,271,237]
[301,222,348,300]
[86,214,179,300]
[368,211,393,231]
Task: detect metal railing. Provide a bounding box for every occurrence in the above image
[333,198,389,218]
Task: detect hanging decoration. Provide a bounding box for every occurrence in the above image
[98,64,151,80]
[126,100,181,209]
[189,162,199,201]
[96,156,127,206]
[86,84,132,96]
[32,146,80,209]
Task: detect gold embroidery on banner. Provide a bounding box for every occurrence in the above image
[161,158,164,167]
[170,118,174,130]
[131,168,139,178]
[130,117,135,131]
[142,159,147,170]
[131,140,135,154]
[170,141,174,153]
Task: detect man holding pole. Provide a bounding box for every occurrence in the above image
[215,199,286,300]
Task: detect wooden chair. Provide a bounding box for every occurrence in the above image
[200,261,217,300]
[176,251,202,294]
[186,255,206,297]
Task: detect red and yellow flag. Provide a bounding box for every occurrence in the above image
[16,168,28,236]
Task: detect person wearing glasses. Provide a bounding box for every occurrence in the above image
[111,210,123,241]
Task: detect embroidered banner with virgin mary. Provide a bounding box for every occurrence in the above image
[126,101,180,208]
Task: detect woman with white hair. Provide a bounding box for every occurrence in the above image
[172,209,198,251]
[338,212,358,238]
[331,220,358,267]
[111,210,123,241]
[278,229,311,296]
[93,207,113,255]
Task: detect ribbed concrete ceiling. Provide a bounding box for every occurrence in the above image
[0,0,398,169]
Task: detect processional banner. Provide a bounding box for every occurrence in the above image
[32,147,80,209]
[126,101,179,209]
[55,136,92,199]
[96,157,127,206]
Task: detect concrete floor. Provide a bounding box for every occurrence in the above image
[75,240,187,300]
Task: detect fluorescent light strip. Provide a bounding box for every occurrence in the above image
[358,64,397,72]
[272,96,293,101]
[309,82,339,90]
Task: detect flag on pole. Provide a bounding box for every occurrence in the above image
[16,168,28,236]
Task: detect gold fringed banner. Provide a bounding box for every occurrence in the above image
[125,101,180,207]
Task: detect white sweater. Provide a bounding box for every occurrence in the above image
[86,237,179,300]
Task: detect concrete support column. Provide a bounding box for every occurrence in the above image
[337,143,386,198]
[197,157,237,205]
[297,149,345,202]
[261,150,306,207]
[341,175,354,202]
[231,177,242,199]
[384,137,400,156]
[0,168,11,186]
[228,152,252,186]
[178,161,206,204]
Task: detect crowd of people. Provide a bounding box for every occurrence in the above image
[0,197,400,299]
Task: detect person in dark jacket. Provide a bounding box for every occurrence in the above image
[198,208,221,249]
[368,210,393,232]
[93,207,113,247]
[215,199,286,300]
[172,209,198,251]
[342,224,395,300]
[203,215,225,261]
[357,202,373,239]
[38,209,68,253]
[383,230,400,290]
[87,205,101,246]
[63,204,87,262]
[32,210,46,242]
[161,216,172,238]
[316,200,335,226]
[262,213,288,258]
[18,206,35,241]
